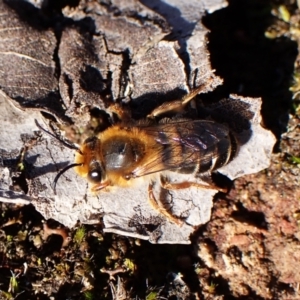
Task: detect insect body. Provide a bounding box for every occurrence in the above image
[74,120,238,193]
[36,81,239,225]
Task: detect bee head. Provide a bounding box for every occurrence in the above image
[74,136,104,185]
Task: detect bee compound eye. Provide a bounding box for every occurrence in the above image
[88,169,102,183]
[88,160,103,183]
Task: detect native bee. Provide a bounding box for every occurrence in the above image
[36,80,239,225]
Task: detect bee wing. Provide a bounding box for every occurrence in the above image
[131,120,231,177]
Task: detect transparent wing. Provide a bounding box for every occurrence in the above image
[131,120,231,177]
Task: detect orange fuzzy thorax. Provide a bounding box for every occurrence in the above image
[74,125,162,189]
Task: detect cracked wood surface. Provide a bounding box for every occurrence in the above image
[0,0,275,244]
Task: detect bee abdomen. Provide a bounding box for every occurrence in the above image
[198,131,238,174]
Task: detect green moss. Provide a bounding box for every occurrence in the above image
[146,291,158,300]
[74,226,86,245]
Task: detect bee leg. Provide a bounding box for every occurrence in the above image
[91,180,111,192]
[148,183,184,226]
[106,103,132,123]
[160,176,227,193]
[147,78,213,118]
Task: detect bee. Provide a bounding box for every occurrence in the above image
[35,80,239,226]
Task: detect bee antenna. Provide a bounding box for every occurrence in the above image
[53,163,83,195]
[34,119,83,155]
